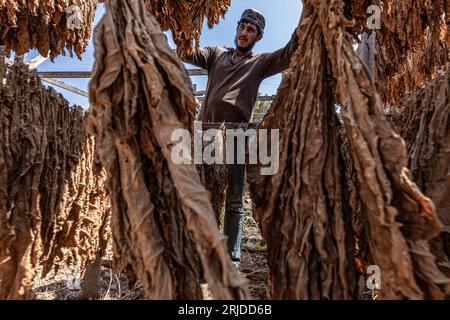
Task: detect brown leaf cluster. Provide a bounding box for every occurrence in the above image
[0,60,110,299]
[0,0,98,59]
[348,0,450,105]
[389,68,450,285]
[88,0,248,299]
[144,0,231,57]
[249,0,449,300]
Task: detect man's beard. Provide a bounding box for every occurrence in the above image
[234,37,256,53]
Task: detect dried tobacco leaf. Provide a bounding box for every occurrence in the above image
[88,0,248,299]
[0,0,98,59]
[348,0,449,105]
[249,0,447,300]
[0,60,110,299]
[144,0,231,57]
[390,69,450,289]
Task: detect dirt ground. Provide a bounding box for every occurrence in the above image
[32,192,269,300]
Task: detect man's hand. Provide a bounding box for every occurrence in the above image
[296,3,313,39]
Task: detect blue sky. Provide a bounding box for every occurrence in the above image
[33,0,304,109]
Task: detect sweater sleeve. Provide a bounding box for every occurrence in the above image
[182,46,218,71]
[259,32,299,79]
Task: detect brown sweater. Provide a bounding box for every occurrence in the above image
[183,32,299,123]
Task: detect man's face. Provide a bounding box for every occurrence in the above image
[235,21,261,50]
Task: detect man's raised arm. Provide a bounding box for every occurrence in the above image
[259,4,313,78]
[181,47,216,71]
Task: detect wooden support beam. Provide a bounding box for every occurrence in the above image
[187,68,207,76]
[200,122,259,130]
[42,78,89,98]
[197,95,275,102]
[38,82,210,100]
[255,95,275,102]
[37,68,207,78]
[38,71,92,78]
[194,90,205,96]
[37,81,271,101]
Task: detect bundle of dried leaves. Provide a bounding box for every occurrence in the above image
[0,0,98,59]
[0,60,110,299]
[347,0,450,105]
[144,0,231,57]
[249,0,449,300]
[390,68,450,281]
[197,123,228,223]
[88,0,248,299]
[196,122,258,224]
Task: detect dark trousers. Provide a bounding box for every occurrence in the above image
[223,163,245,262]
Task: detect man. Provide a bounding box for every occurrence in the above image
[183,6,312,264]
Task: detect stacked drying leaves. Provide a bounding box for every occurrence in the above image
[88,0,248,299]
[196,122,258,224]
[0,0,98,59]
[197,123,228,223]
[144,0,231,57]
[390,68,450,278]
[249,0,450,299]
[0,61,110,299]
[347,0,449,106]
[197,161,227,223]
